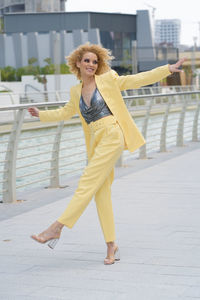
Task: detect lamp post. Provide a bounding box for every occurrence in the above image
[191,36,197,86]
[131,40,137,74]
[53,32,61,92]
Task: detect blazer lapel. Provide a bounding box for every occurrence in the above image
[73,82,82,113]
[73,81,90,129]
[95,72,117,114]
[76,72,116,115]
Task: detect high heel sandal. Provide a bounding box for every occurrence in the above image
[31,235,60,249]
[47,238,59,249]
[104,246,120,265]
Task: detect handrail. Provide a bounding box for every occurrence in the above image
[0,84,12,92]
[0,101,66,111]
[25,84,41,94]
[0,89,200,203]
[0,91,200,111]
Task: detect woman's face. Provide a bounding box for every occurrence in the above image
[76,52,98,78]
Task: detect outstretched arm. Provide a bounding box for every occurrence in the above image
[38,100,76,122]
[28,87,77,122]
[115,58,186,91]
[28,99,76,123]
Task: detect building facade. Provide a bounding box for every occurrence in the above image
[0,0,66,15]
[0,10,178,72]
[155,19,181,48]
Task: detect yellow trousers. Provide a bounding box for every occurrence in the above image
[58,116,125,242]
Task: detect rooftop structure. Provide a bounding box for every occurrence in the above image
[0,0,66,15]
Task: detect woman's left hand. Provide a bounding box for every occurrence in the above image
[169,58,187,73]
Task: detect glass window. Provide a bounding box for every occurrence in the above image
[100,31,136,62]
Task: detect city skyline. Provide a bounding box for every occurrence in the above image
[65,0,200,47]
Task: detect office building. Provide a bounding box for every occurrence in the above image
[155,19,181,48]
[0,10,178,72]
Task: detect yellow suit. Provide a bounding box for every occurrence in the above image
[40,65,171,153]
[39,65,171,242]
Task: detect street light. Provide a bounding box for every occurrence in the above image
[191,36,197,86]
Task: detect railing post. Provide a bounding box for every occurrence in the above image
[176,95,187,147]
[160,96,172,152]
[139,97,153,159]
[55,91,61,102]
[192,97,200,142]
[49,120,64,188]
[9,93,17,120]
[2,109,25,203]
[116,155,123,167]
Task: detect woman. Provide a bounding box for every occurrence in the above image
[28,43,185,265]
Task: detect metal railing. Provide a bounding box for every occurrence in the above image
[0,90,200,203]
[0,85,198,106]
[0,90,71,106]
[1,85,198,124]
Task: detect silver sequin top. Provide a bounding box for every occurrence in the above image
[79,88,112,124]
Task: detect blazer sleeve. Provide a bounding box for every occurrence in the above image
[39,89,77,122]
[112,65,172,91]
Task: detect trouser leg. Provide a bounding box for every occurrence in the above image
[58,123,124,230]
[95,169,116,242]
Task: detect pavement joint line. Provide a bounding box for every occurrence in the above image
[0,141,200,299]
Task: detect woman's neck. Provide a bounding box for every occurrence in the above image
[81,75,95,88]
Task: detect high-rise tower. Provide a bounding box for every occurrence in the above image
[0,0,67,15]
[155,19,181,48]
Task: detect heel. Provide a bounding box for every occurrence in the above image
[115,247,120,261]
[48,238,59,249]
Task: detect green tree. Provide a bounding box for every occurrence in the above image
[34,58,55,102]
[41,58,55,75]
[0,66,16,81]
[16,67,26,81]
[60,63,71,74]
[26,57,40,75]
[0,57,71,83]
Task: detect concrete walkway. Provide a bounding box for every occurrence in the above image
[1,142,200,300]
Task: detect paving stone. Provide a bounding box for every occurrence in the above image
[0,142,200,299]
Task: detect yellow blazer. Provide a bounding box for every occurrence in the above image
[39,65,171,154]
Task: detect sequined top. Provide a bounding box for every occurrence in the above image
[79,88,112,124]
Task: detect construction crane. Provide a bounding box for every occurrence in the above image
[144,2,156,22]
[144,2,157,46]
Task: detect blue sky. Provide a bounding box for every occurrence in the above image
[65,0,200,46]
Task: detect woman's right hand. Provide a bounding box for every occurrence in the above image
[28,107,39,118]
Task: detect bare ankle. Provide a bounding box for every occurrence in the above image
[55,221,64,229]
[51,221,64,233]
[106,241,115,248]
